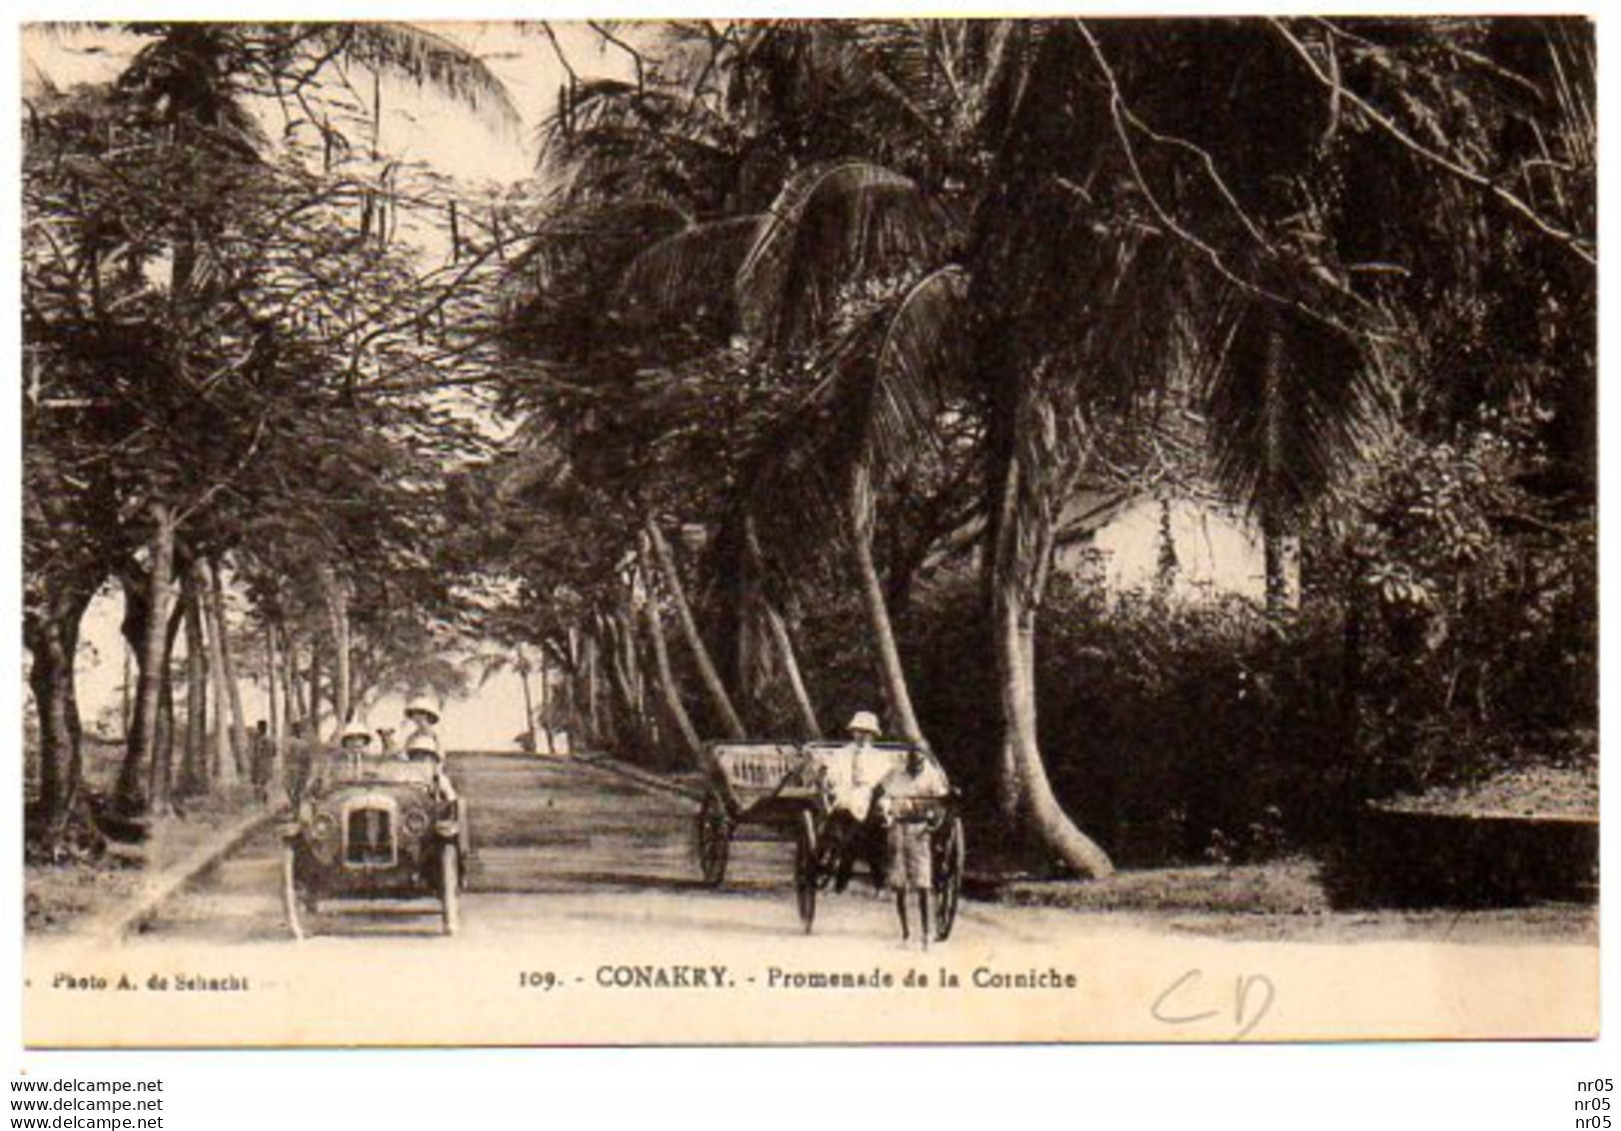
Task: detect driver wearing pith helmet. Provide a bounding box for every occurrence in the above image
[403,696,441,751]
[405,697,441,726]
[404,731,443,763]
[402,699,456,800]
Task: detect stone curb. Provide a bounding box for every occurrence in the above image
[571,754,705,802]
[86,806,283,944]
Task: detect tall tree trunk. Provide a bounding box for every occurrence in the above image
[1337,577,1366,819]
[763,602,821,739]
[26,613,75,833]
[563,629,581,751]
[621,605,646,728]
[265,620,283,788]
[848,461,923,743]
[210,632,231,781]
[206,559,250,778]
[180,574,208,797]
[288,661,308,724]
[582,630,601,748]
[1260,319,1301,616]
[61,600,87,805]
[307,634,322,738]
[121,642,133,741]
[743,514,822,739]
[118,502,175,814]
[117,568,151,801]
[152,666,175,812]
[264,621,279,745]
[517,657,540,754]
[644,596,703,762]
[192,559,236,786]
[318,566,352,725]
[604,613,644,754]
[644,518,746,739]
[1262,516,1301,614]
[535,654,553,755]
[25,572,98,839]
[621,598,649,745]
[147,589,186,815]
[735,584,759,722]
[987,435,1113,879]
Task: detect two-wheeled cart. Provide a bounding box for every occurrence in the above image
[695,740,964,939]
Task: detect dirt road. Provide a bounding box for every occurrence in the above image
[26,753,1599,1045]
[140,752,978,945]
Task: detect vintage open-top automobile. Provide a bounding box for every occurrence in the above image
[281,750,464,938]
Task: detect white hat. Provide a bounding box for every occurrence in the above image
[846,711,880,736]
[405,697,441,723]
[341,720,372,743]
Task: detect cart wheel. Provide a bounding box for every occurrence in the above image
[696,792,731,887]
[794,810,819,934]
[440,844,461,937]
[281,845,305,942]
[457,811,472,893]
[934,817,965,942]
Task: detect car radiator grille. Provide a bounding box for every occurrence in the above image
[345,807,395,866]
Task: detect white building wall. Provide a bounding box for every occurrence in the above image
[1056,496,1271,605]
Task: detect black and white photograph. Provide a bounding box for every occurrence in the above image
[16,15,1599,1049]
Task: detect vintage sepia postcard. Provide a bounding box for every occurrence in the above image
[20,17,1597,1047]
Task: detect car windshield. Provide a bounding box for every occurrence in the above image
[321,752,438,786]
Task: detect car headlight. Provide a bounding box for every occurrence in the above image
[403,809,429,837]
[310,812,338,842]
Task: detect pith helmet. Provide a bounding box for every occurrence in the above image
[405,697,441,723]
[846,710,880,736]
[341,720,372,743]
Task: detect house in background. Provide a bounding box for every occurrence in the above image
[1052,488,1299,609]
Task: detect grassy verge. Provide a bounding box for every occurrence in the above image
[987,857,1597,945]
[25,738,272,936]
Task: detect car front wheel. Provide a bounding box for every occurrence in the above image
[440,844,461,937]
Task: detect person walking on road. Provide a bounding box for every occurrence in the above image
[249,719,273,806]
[874,744,949,948]
[284,718,316,807]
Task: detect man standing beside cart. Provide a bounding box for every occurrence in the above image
[874,743,950,948]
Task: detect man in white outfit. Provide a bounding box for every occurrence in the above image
[823,710,883,892]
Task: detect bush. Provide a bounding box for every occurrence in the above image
[786,442,1594,872]
[899,576,1350,867]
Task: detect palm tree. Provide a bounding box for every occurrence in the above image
[956,16,1593,874]
[503,17,1594,879]
[521,24,982,748]
[512,21,1087,852]
[471,645,549,754]
[109,23,520,137]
